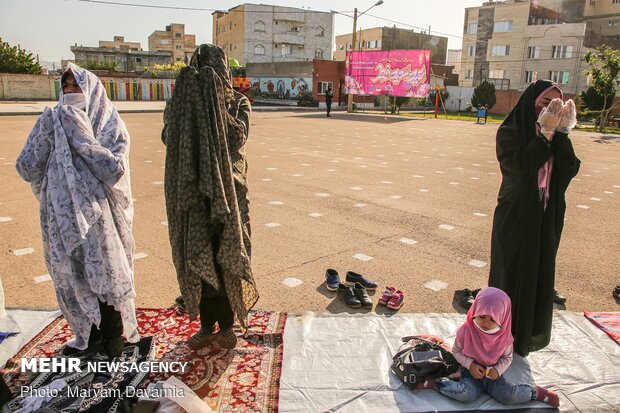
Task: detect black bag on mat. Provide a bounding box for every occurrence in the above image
[390,335,459,389]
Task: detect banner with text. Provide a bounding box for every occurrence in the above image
[345,49,431,97]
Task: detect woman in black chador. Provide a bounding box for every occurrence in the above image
[489,80,580,357]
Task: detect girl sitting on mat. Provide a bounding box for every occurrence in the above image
[421,287,559,407]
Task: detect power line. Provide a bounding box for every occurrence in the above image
[78,0,334,13]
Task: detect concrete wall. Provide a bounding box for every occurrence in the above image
[445,86,475,112]
[0,74,57,100]
[246,61,313,77]
[0,73,175,101]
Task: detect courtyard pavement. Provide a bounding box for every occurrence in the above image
[1,111,618,314]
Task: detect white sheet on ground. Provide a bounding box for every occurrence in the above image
[279,311,620,412]
[0,309,61,368]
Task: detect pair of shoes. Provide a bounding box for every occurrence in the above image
[187,328,218,351]
[553,289,567,305]
[378,286,404,310]
[337,283,372,308]
[454,288,480,309]
[325,269,377,291]
[534,385,560,407]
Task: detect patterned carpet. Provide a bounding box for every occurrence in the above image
[2,308,286,412]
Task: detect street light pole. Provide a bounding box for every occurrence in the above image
[346,1,383,113]
[347,8,358,113]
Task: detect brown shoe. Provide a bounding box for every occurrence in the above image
[216,328,238,350]
[187,328,217,350]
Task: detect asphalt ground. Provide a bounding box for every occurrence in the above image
[1,111,618,315]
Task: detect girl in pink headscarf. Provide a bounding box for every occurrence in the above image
[424,288,560,407]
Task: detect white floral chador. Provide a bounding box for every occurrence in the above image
[16,63,139,350]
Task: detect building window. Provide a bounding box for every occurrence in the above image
[254,44,265,55]
[315,48,324,59]
[175,33,182,38]
[489,69,505,79]
[590,0,595,5]
[549,71,570,84]
[175,45,182,50]
[467,46,476,57]
[281,44,292,56]
[230,22,232,30]
[290,26,300,32]
[229,44,233,51]
[493,21,513,32]
[609,19,619,26]
[135,57,142,63]
[552,45,573,59]
[525,71,537,83]
[160,39,169,45]
[491,45,510,56]
[614,0,620,4]
[176,57,182,61]
[317,27,325,37]
[468,22,478,33]
[465,69,473,79]
[528,46,540,59]
[317,81,333,94]
[255,21,265,32]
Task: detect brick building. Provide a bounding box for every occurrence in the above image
[148,23,197,64]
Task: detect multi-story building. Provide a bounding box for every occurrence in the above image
[460,0,620,94]
[447,49,462,76]
[70,36,171,72]
[148,23,197,64]
[334,27,449,65]
[212,3,333,64]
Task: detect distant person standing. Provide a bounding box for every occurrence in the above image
[325,86,333,117]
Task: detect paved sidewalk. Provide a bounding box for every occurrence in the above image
[0,100,325,115]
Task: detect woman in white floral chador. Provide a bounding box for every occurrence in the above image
[16,63,139,357]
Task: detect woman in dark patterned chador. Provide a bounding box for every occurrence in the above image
[162,44,258,350]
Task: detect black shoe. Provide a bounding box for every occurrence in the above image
[454,289,475,309]
[175,295,186,309]
[61,326,102,355]
[613,285,620,301]
[345,271,377,290]
[103,337,125,358]
[353,282,373,308]
[338,283,361,308]
[553,289,567,305]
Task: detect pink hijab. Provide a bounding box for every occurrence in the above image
[535,85,563,210]
[455,287,514,367]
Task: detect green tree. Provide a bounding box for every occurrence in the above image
[582,86,613,111]
[428,88,450,106]
[471,80,496,110]
[0,38,42,74]
[82,60,119,72]
[585,45,620,132]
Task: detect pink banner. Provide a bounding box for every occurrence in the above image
[345,49,432,97]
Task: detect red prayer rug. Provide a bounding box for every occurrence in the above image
[584,311,620,345]
[2,308,287,412]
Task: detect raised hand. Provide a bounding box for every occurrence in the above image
[558,99,577,134]
[537,98,564,139]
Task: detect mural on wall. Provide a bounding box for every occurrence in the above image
[250,77,311,99]
[345,49,431,98]
[54,78,175,101]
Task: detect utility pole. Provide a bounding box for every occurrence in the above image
[347,8,358,113]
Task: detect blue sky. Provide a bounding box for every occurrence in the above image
[0,0,482,66]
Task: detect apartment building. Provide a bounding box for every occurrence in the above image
[212,4,333,64]
[148,23,197,64]
[70,36,170,72]
[460,0,620,94]
[334,27,448,65]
